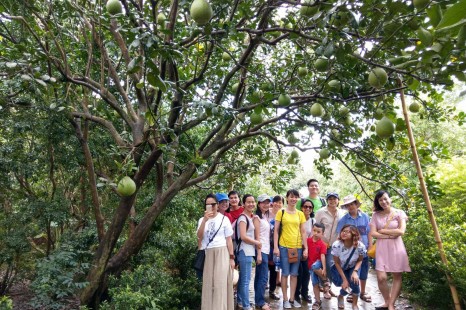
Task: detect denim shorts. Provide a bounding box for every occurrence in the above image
[279,246,302,276]
[310,260,323,285]
[359,256,369,281]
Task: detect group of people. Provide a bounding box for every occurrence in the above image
[196,179,411,310]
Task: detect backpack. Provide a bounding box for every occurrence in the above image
[233,214,250,263]
[320,197,327,207]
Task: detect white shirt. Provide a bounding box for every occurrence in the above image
[254,215,271,255]
[237,214,256,256]
[331,240,366,269]
[197,213,233,249]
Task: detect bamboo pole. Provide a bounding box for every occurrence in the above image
[397,76,461,310]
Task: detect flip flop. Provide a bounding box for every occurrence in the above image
[338,295,345,309]
[360,292,372,303]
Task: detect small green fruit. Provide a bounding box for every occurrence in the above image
[376,116,395,139]
[328,139,337,147]
[251,90,264,101]
[319,148,330,159]
[222,52,232,61]
[291,149,299,158]
[314,58,329,72]
[355,159,365,169]
[366,164,376,173]
[374,108,384,120]
[368,68,388,89]
[338,106,350,117]
[328,79,341,91]
[287,134,299,144]
[232,82,240,92]
[409,102,421,113]
[287,156,297,165]
[106,0,122,15]
[343,116,353,126]
[310,103,325,117]
[250,112,263,125]
[190,0,213,26]
[278,94,292,106]
[298,67,309,77]
[157,13,167,25]
[117,176,136,196]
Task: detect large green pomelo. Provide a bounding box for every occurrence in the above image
[106,0,122,15]
[117,176,136,196]
[190,0,213,25]
[250,112,263,125]
[310,103,325,117]
[375,116,395,138]
[409,102,421,113]
[319,148,330,159]
[368,67,388,88]
[314,58,329,72]
[278,94,291,106]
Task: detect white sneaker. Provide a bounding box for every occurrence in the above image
[283,300,292,309]
[292,300,302,308]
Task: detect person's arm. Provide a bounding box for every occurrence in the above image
[300,222,308,259]
[321,252,327,277]
[378,215,407,237]
[273,220,281,256]
[351,255,363,283]
[369,222,390,239]
[253,216,263,264]
[226,236,235,269]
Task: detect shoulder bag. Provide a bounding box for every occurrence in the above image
[193,215,225,272]
[331,246,356,286]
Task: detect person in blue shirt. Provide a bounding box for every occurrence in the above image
[336,195,373,304]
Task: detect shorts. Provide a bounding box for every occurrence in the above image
[279,246,302,276]
[310,260,323,285]
[359,256,369,281]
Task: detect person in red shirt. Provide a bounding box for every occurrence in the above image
[307,223,328,310]
[227,190,244,223]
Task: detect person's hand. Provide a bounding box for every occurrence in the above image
[302,248,308,259]
[322,269,326,278]
[256,241,262,250]
[203,210,213,221]
[342,279,349,291]
[351,271,360,284]
[273,247,279,257]
[230,259,235,270]
[257,253,262,265]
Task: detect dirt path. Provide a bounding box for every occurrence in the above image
[252,269,415,310]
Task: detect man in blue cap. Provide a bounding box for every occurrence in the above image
[216,193,233,223]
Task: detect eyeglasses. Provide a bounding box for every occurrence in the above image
[341,230,351,234]
[302,205,313,209]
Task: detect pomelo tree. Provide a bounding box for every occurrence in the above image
[1,0,465,306]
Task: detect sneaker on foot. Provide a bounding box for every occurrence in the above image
[303,295,312,303]
[269,292,280,300]
[283,300,292,309]
[292,300,302,308]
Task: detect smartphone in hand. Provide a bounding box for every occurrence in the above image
[206,204,213,212]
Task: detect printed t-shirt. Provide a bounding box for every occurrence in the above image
[331,240,366,269]
[197,213,233,249]
[336,210,370,248]
[275,210,306,248]
[307,237,327,268]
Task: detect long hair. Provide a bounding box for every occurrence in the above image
[338,224,360,247]
[373,190,390,212]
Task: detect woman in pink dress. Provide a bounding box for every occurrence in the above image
[369,190,411,310]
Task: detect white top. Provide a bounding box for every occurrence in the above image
[237,214,256,256]
[303,217,316,238]
[331,240,366,269]
[254,215,271,255]
[197,213,233,249]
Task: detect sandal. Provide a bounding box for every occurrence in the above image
[360,292,372,303]
[338,295,345,309]
[346,294,353,303]
[256,304,271,310]
[311,301,322,310]
[323,280,332,299]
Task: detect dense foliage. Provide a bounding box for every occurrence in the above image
[1,0,466,308]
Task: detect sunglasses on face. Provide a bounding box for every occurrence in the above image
[302,205,313,209]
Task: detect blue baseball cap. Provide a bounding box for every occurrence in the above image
[216,193,229,202]
[326,192,340,200]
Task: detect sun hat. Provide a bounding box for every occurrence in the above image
[257,194,271,203]
[232,269,239,286]
[215,193,229,202]
[341,195,361,208]
[326,192,340,200]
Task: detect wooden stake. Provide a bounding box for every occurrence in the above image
[397,76,461,310]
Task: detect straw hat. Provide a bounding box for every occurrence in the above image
[341,195,361,208]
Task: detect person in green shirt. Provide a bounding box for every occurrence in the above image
[296,179,327,211]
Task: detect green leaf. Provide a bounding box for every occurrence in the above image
[147,73,167,92]
[426,4,443,28]
[436,0,466,30]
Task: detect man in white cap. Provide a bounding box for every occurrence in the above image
[315,192,347,299]
[337,195,372,304]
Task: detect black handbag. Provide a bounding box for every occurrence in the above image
[194,249,206,272]
[193,216,225,272]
